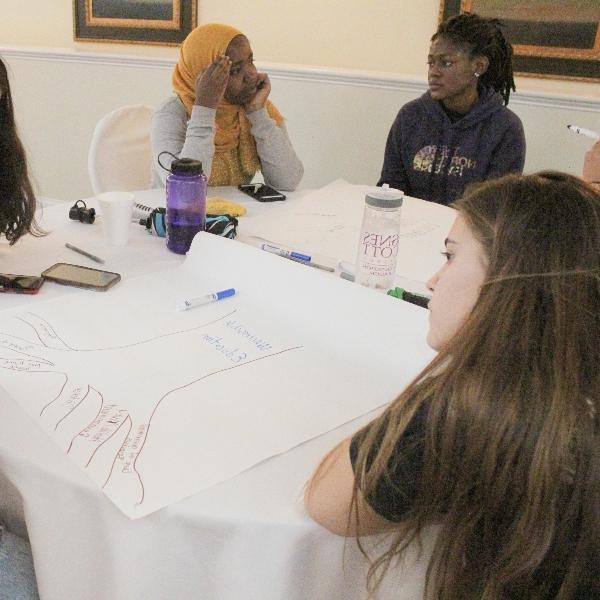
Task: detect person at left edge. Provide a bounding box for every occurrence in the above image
[151,23,304,191]
[583,138,600,191]
[0,55,41,600]
[378,12,526,206]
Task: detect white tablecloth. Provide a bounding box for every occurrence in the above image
[0,182,454,600]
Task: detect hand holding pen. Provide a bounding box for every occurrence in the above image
[567,124,600,141]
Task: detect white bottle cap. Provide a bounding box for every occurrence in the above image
[366,185,404,208]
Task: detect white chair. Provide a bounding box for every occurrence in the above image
[87,104,154,195]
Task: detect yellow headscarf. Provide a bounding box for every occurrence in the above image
[172,23,283,186]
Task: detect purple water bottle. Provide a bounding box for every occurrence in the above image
[165,158,207,254]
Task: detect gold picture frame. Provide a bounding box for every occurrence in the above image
[74,0,197,46]
[439,0,600,81]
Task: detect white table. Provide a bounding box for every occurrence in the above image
[0,183,454,600]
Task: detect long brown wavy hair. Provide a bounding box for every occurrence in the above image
[0,56,40,243]
[352,172,600,599]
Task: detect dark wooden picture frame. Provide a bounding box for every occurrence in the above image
[439,0,600,81]
[74,0,197,46]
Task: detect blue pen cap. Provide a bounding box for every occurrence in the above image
[216,288,236,300]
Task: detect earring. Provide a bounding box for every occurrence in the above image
[474,72,480,78]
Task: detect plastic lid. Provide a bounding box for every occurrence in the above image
[365,184,404,208]
[366,184,404,208]
[171,158,203,175]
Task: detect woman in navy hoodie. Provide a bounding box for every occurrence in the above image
[379,13,525,205]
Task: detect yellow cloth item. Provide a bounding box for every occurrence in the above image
[172,23,284,187]
[206,196,247,217]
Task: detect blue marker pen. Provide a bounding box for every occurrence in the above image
[176,288,236,311]
[261,242,311,262]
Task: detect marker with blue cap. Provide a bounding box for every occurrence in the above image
[261,242,311,262]
[176,288,236,311]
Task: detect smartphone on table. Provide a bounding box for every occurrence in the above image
[41,263,121,291]
[0,274,45,294]
[238,183,286,202]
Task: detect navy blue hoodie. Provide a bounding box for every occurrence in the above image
[378,88,525,205]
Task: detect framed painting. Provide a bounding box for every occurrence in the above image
[439,0,600,81]
[74,0,197,45]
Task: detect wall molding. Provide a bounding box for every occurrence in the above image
[2,44,599,112]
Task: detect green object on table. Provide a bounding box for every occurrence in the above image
[387,287,430,309]
[387,287,405,299]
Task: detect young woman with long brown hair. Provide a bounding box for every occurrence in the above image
[0,55,40,599]
[0,58,39,243]
[305,171,599,599]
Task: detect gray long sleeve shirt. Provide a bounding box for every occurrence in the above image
[151,96,303,191]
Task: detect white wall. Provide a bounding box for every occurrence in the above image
[1,1,600,200]
[1,0,441,75]
[3,48,600,201]
[3,0,599,93]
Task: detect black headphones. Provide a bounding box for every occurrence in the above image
[69,200,96,224]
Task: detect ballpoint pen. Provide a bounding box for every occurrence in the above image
[65,243,105,264]
[290,257,335,272]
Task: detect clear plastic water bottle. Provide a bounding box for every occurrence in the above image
[165,158,207,254]
[355,185,404,290]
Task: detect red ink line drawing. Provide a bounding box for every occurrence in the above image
[54,384,91,432]
[0,308,303,512]
[40,373,68,417]
[16,314,74,350]
[85,410,130,469]
[66,387,105,454]
[103,416,133,489]
[131,344,303,505]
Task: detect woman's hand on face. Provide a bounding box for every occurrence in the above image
[244,73,271,114]
[194,55,231,109]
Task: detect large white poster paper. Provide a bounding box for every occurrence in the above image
[0,234,435,518]
[241,179,456,285]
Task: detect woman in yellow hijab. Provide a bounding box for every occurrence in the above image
[151,23,303,190]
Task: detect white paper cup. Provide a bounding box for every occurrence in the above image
[97,192,135,246]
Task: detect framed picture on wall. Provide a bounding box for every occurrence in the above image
[439,1,600,81]
[73,0,197,45]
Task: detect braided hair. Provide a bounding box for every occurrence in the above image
[433,12,516,105]
[0,57,40,244]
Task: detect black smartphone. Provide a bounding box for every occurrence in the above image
[238,183,286,202]
[41,263,121,291]
[0,273,45,295]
